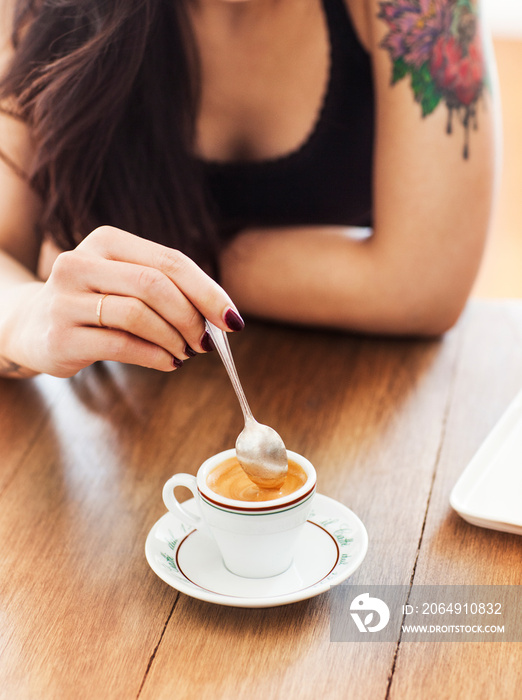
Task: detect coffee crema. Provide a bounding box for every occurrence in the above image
[206,456,308,502]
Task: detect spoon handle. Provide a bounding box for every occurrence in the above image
[205,320,254,423]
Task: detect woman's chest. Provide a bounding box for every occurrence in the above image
[191,0,369,164]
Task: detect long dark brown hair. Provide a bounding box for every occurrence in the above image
[0,0,217,268]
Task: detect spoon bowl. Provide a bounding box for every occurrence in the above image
[236,417,288,489]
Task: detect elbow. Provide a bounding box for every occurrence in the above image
[388,288,469,338]
[334,289,467,338]
[403,305,464,338]
[369,249,482,337]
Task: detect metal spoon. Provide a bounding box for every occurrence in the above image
[205,320,288,489]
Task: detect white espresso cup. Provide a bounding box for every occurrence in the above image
[162,448,316,578]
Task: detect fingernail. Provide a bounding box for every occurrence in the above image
[224,308,245,332]
[201,331,215,352]
[172,356,184,368]
[184,344,197,358]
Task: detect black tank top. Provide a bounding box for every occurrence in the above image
[199,0,375,241]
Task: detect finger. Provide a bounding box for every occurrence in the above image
[87,293,195,361]
[53,252,208,351]
[79,227,244,331]
[74,257,208,351]
[69,327,181,373]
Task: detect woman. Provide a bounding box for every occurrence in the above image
[0,0,498,378]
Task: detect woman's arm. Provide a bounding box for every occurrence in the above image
[0,113,243,379]
[0,7,246,379]
[0,109,45,377]
[219,0,499,336]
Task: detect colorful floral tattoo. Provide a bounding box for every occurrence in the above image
[378,0,486,158]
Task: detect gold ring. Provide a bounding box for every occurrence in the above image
[96,294,109,328]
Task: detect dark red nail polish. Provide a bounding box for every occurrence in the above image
[184,344,197,357]
[224,308,245,332]
[201,331,215,352]
[172,356,184,368]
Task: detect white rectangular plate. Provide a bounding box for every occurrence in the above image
[450,390,522,535]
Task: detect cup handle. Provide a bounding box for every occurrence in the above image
[162,474,202,529]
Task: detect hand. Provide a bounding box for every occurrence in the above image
[12,226,243,378]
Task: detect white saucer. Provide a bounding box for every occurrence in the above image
[145,493,368,608]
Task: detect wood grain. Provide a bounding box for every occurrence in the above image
[140,324,462,700]
[0,374,65,492]
[0,301,521,699]
[389,301,522,700]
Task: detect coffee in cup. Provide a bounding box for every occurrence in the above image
[206,455,307,502]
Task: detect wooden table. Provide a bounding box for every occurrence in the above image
[0,299,521,699]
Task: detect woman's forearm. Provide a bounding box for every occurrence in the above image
[0,250,42,377]
[219,224,485,336]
